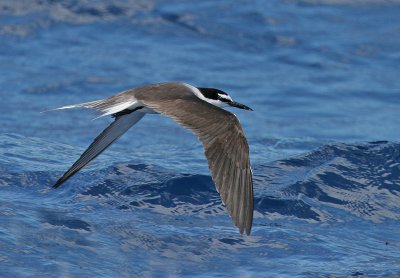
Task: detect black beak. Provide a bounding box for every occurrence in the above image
[228,101,253,111]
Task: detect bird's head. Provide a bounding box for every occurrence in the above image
[197,87,253,111]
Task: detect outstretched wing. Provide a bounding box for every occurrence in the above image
[135,89,254,235]
[53,111,145,188]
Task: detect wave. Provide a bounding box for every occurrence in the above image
[0,0,153,23]
[256,141,400,222]
[1,133,399,224]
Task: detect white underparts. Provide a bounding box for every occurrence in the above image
[99,101,138,117]
[97,101,156,118]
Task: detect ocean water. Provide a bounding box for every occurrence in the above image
[1,0,400,277]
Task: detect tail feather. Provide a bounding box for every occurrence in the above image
[49,100,104,110]
[44,93,137,118]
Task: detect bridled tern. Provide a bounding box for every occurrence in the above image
[51,82,254,235]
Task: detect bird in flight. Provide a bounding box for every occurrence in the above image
[52,82,254,235]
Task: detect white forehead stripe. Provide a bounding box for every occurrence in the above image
[218,94,232,101]
[182,83,231,108]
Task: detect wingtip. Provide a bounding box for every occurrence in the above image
[245,226,251,236]
[52,178,64,189]
[52,183,61,189]
[238,225,252,236]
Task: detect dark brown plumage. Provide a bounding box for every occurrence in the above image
[135,84,254,235]
[52,82,254,235]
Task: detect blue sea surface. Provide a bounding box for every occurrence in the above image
[1,0,400,277]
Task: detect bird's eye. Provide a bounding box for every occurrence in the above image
[218,97,230,103]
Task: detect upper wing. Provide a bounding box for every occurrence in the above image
[53,111,145,188]
[135,89,254,235]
